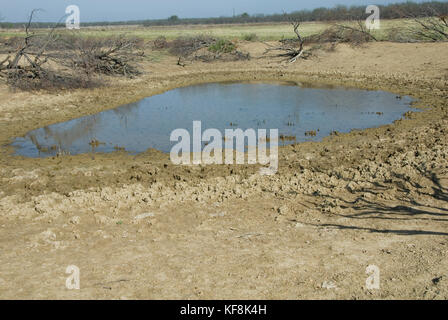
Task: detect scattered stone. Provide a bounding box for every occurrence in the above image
[322,281,337,290]
[134,212,155,220]
[209,212,226,218]
[295,222,305,228]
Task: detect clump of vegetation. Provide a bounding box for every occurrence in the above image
[387,16,448,42]
[307,5,448,45]
[280,135,296,141]
[168,35,216,57]
[392,4,448,42]
[60,35,145,77]
[305,130,317,137]
[242,33,258,41]
[208,39,236,53]
[167,35,249,63]
[88,139,105,147]
[307,22,377,47]
[152,36,168,49]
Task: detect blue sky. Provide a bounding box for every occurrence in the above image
[0,0,432,22]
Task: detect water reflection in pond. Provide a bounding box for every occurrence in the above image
[11,82,416,158]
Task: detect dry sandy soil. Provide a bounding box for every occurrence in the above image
[0,41,447,299]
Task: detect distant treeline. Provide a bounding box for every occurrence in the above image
[1,1,448,29]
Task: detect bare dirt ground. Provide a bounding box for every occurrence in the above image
[0,42,447,299]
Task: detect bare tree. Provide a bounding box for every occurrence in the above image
[0,12,70,90]
[0,9,61,87]
[263,18,305,63]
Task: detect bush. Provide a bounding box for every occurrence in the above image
[208,39,236,53]
[153,36,168,49]
[167,36,249,63]
[59,36,144,77]
[306,25,375,46]
[386,17,448,42]
[242,33,258,41]
[168,35,215,56]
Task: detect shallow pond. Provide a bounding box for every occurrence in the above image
[12,82,416,158]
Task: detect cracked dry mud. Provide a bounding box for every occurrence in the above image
[0,42,447,299]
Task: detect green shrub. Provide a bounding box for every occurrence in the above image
[208,39,236,53]
[242,33,258,41]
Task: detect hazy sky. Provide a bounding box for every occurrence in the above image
[0,0,432,22]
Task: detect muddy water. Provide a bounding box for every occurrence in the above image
[11,82,415,157]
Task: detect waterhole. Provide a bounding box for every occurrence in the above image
[12,82,416,158]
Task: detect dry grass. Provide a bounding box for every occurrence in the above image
[0,19,434,42]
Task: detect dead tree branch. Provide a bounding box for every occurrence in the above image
[333,21,378,42]
[0,10,100,90]
[395,5,448,41]
[0,9,50,80]
[58,35,144,77]
[263,19,305,63]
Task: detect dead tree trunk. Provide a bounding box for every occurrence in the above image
[263,20,305,63]
[288,22,304,63]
